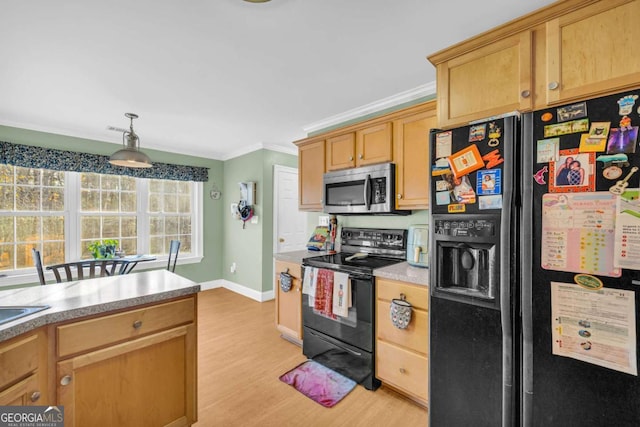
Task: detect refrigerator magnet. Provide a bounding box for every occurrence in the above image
[487,122,501,147]
[549,149,595,193]
[617,94,638,115]
[541,112,553,122]
[482,149,504,169]
[447,144,484,178]
[479,195,502,210]
[476,169,501,195]
[574,274,603,291]
[537,138,559,162]
[607,127,638,154]
[533,166,548,185]
[469,124,486,142]
[435,131,453,158]
[578,133,606,152]
[557,102,587,122]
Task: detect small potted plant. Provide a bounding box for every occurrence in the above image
[88,239,120,259]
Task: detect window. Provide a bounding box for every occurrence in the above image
[0,165,66,269]
[0,167,201,279]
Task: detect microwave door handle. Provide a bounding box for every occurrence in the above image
[364,174,371,210]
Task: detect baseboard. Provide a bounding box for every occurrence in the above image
[199,279,274,302]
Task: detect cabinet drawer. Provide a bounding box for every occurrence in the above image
[376,300,428,355]
[377,278,428,311]
[57,297,195,358]
[0,333,39,390]
[376,340,428,403]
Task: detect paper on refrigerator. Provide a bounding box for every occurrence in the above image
[614,189,640,269]
[551,281,637,375]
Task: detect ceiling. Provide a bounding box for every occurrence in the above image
[2,0,557,161]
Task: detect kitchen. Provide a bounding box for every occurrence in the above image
[2,0,640,426]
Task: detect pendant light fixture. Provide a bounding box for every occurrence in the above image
[108,113,152,168]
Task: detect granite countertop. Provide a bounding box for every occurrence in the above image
[274,249,325,265]
[0,269,200,342]
[374,262,429,287]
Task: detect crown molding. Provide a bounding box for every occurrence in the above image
[302,82,436,135]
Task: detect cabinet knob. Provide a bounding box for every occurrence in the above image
[399,368,406,374]
[30,391,41,402]
[279,238,285,243]
[359,154,363,159]
[349,156,354,161]
[397,194,402,199]
[60,375,72,386]
[521,90,531,98]
[548,81,559,90]
[133,320,143,329]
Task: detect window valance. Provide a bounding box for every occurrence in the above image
[0,141,209,182]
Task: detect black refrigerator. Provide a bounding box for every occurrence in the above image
[429,89,640,426]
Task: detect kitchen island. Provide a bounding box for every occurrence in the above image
[0,270,200,427]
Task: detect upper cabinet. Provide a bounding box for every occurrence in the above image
[326,123,393,171]
[432,31,532,129]
[294,102,434,212]
[429,0,639,128]
[298,139,325,211]
[356,122,393,167]
[393,103,437,210]
[545,0,640,106]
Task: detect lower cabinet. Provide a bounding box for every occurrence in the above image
[54,297,197,427]
[275,260,303,344]
[0,329,48,406]
[375,278,429,407]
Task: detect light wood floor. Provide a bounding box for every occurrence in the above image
[194,288,428,427]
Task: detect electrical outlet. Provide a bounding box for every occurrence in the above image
[230,262,236,273]
[319,216,330,226]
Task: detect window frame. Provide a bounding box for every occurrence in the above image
[0,170,203,287]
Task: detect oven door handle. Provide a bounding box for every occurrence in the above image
[364,174,371,211]
[308,330,362,356]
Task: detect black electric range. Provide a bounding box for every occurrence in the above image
[302,227,407,276]
[301,227,407,390]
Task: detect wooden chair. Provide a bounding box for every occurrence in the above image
[46,259,128,283]
[32,248,46,286]
[167,240,181,272]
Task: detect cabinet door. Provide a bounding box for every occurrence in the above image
[435,31,532,128]
[326,133,356,171]
[356,123,393,166]
[274,260,303,343]
[298,140,325,211]
[57,325,196,427]
[0,374,42,406]
[393,107,437,209]
[546,0,640,105]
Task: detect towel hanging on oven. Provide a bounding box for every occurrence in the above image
[280,268,293,292]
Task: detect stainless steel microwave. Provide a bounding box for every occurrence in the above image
[322,162,408,215]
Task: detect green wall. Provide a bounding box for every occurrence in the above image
[222,149,298,293]
[0,125,225,284]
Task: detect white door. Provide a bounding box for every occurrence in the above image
[273,165,308,253]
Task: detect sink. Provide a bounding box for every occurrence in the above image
[0,305,50,326]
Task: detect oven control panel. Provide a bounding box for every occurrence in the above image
[341,227,407,250]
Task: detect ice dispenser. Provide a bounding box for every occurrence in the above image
[407,225,429,268]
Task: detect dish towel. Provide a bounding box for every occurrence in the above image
[332,272,350,318]
[302,266,317,300]
[314,269,335,319]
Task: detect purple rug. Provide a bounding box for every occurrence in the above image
[279,360,356,408]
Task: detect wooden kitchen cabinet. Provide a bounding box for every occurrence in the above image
[544,0,640,106]
[431,30,532,128]
[326,133,356,171]
[393,103,437,210]
[375,278,428,407]
[326,123,393,171]
[0,329,48,406]
[275,260,303,345]
[298,139,325,211]
[55,297,197,427]
[355,122,393,167]
[429,0,639,128]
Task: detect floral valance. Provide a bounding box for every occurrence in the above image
[0,141,208,182]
